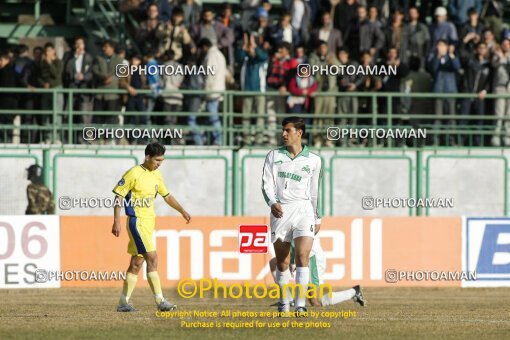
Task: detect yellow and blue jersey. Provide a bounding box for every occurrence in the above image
[112,164,169,219]
[112,164,170,256]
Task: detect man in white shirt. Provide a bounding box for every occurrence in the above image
[262,116,321,314]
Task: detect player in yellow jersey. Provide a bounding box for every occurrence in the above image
[112,142,191,312]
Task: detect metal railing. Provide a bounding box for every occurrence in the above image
[0,87,509,147]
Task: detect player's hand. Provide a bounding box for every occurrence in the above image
[112,222,121,237]
[314,224,321,235]
[271,203,283,218]
[181,211,191,224]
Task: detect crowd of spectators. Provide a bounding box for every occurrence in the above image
[0,0,508,146]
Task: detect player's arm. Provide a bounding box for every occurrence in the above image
[111,169,136,237]
[311,158,322,231]
[163,194,191,223]
[112,195,123,237]
[262,151,283,218]
[157,173,191,223]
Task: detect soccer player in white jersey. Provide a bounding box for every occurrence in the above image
[262,116,322,313]
[269,237,366,307]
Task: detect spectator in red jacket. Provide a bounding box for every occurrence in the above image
[287,72,317,116]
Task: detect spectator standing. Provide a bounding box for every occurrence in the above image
[191,8,234,72]
[357,51,382,139]
[368,6,386,30]
[283,0,312,46]
[429,7,458,48]
[63,37,94,144]
[402,7,430,69]
[344,5,385,62]
[266,42,298,140]
[480,0,504,39]
[180,0,201,28]
[182,54,205,145]
[492,39,510,146]
[200,38,226,145]
[337,48,360,146]
[14,45,37,143]
[482,28,498,54]
[269,12,301,49]
[461,42,492,146]
[459,7,484,65]
[238,32,269,146]
[310,11,343,55]
[156,8,195,62]
[124,54,148,137]
[379,47,409,142]
[136,3,162,55]
[427,40,461,145]
[385,10,405,57]
[400,56,432,141]
[0,53,17,143]
[37,43,63,144]
[333,0,358,37]
[145,51,161,118]
[287,67,317,116]
[254,7,272,51]
[447,0,482,30]
[309,41,337,147]
[218,3,242,47]
[92,41,123,131]
[161,51,185,145]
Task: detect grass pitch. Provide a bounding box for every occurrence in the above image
[1,287,509,339]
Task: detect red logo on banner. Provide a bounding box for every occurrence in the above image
[239,225,269,253]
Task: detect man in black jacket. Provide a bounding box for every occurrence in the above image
[14,45,38,143]
[461,42,492,146]
[0,52,18,143]
[63,37,95,143]
[344,5,385,62]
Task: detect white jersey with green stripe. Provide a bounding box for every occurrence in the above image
[262,145,322,224]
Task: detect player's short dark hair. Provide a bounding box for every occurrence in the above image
[145,142,166,157]
[282,116,306,135]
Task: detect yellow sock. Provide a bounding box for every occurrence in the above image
[147,271,164,304]
[119,272,138,305]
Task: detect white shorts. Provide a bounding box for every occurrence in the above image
[270,201,315,243]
